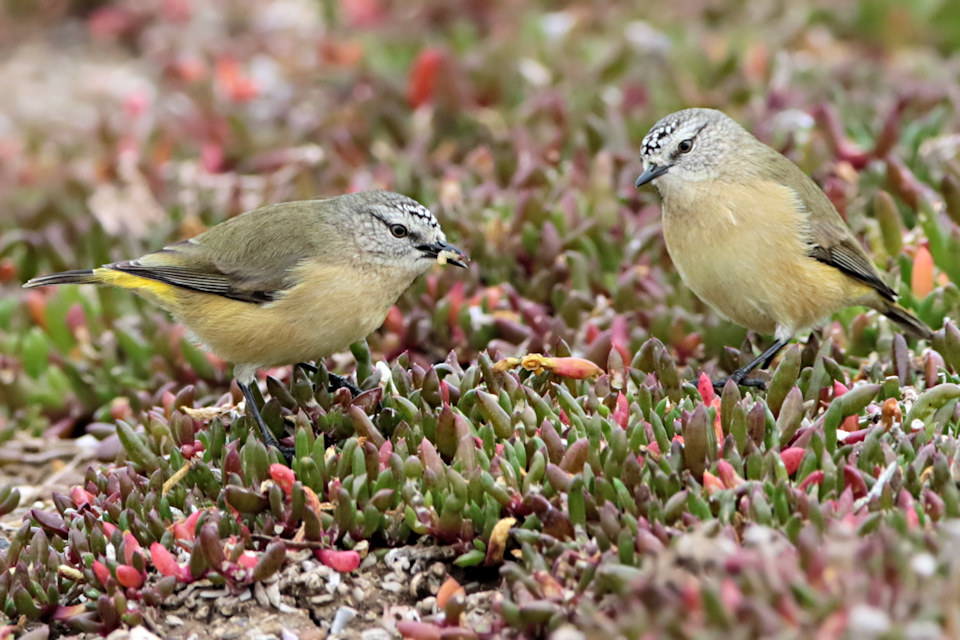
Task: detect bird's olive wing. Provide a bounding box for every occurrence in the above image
[806,238,896,302]
[794,182,897,301]
[768,158,898,303]
[109,203,330,303]
[110,241,302,303]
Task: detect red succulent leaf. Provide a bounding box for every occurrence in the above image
[408,48,445,109]
[215,57,259,103]
[697,373,715,405]
[341,0,384,28]
[53,604,87,621]
[92,560,111,587]
[150,542,191,582]
[71,486,95,508]
[912,245,935,299]
[610,315,631,365]
[702,470,724,496]
[269,464,296,496]
[315,549,361,573]
[115,564,144,589]
[123,531,142,566]
[237,551,258,570]
[613,392,629,429]
[172,510,203,542]
[379,440,393,470]
[780,447,805,475]
[843,465,868,498]
[798,470,825,491]
[396,620,442,640]
[717,460,744,488]
[898,489,919,529]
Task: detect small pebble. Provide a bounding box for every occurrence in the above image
[911,552,936,577]
[330,606,358,635]
[905,620,944,640]
[265,582,284,609]
[848,604,891,637]
[326,571,341,593]
[381,580,404,593]
[550,626,587,640]
[254,582,270,608]
[416,596,436,615]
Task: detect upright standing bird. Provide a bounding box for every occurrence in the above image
[635,108,931,390]
[24,190,468,456]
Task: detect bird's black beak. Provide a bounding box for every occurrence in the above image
[418,241,469,268]
[635,163,671,188]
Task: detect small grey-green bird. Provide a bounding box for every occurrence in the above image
[635,108,931,390]
[24,190,468,455]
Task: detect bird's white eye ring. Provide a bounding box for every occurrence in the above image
[678,139,694,153]
[390,224,408,238]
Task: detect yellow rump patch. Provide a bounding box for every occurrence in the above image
[94,268,177,299]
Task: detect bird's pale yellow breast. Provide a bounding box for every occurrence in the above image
[143,260,415,368]
[660,179,872,335]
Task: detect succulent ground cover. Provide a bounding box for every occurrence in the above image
[3,0,960,638]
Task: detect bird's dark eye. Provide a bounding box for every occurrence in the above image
[677,139,694,154]
[390,224,408,238]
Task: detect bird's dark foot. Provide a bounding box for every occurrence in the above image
[296,363,362,396]
[711,337,790,394]
[328,373,362,397]
[712,374,767,394]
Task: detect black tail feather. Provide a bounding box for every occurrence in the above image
[22,270,98,288]
[882,302,933,340]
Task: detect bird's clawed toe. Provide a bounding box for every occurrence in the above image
[711,374,767,394]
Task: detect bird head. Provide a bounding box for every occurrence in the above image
[337,191,468,276]
[635,108,750,192]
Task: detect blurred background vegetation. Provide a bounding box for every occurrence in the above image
[3,0,960,635]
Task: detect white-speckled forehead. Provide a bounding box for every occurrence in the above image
[641,119,680,156]
[391,196,440,230]
[640,111,710,158]
[366,191,439,229]
[344,190,443,234]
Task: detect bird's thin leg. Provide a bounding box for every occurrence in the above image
[712,338,790,393]
[296,362,319,375]
[239,380,294,461]
[296,362,362,396]
[761,344,783,369]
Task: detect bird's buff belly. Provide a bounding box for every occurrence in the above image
[148,264,403,368]
[663,215,867,336]
[173,290,389,367]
